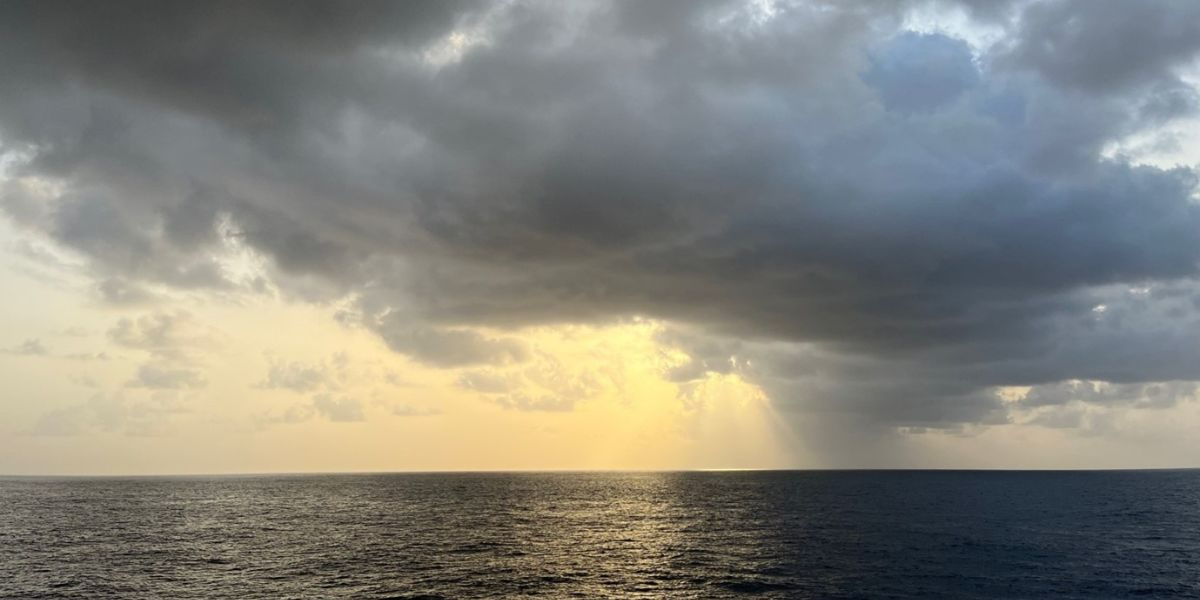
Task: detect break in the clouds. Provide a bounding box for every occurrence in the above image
[2,0,1200,461]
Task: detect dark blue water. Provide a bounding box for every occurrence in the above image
[2,470,1199,599]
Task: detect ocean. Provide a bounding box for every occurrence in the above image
[2,470,1198,599]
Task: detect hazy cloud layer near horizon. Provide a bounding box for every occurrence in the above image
[3,0,1200,463]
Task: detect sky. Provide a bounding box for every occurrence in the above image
[3,0,1200,474]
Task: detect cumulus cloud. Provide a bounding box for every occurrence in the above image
[7,338,48,356]
[65,351,110,361]
[28,391,187,437]
[106,311,218,396]
[391,403,440,417]
[258,356,343,393]
[3,0,1200,455]
[311,394,365,422]
[107,311,222,360]
[258,393,367,427]
[3,337,110,361]
[253,352,438,426]
[494,392,576,412]
[457,370,520,394]
[455,348,615,412]
[96,277,158,306]
[129,362,207,390]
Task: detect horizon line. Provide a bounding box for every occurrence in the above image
[3,466,1199,478]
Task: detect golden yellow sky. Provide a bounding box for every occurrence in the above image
[5,211,1200,475]
[0,219,804,473]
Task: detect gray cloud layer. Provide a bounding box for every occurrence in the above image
[3,0,1200,442]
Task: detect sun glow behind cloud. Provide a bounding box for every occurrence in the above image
[0,230,795,473]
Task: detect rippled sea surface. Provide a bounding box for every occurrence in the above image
[3,471,1200,599]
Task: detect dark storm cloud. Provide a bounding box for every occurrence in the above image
[0,0,479,136]
[2,0,1200,436]
[1000,0,1200,94]
[373,315,531,368]
[1019,380,1197,410]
